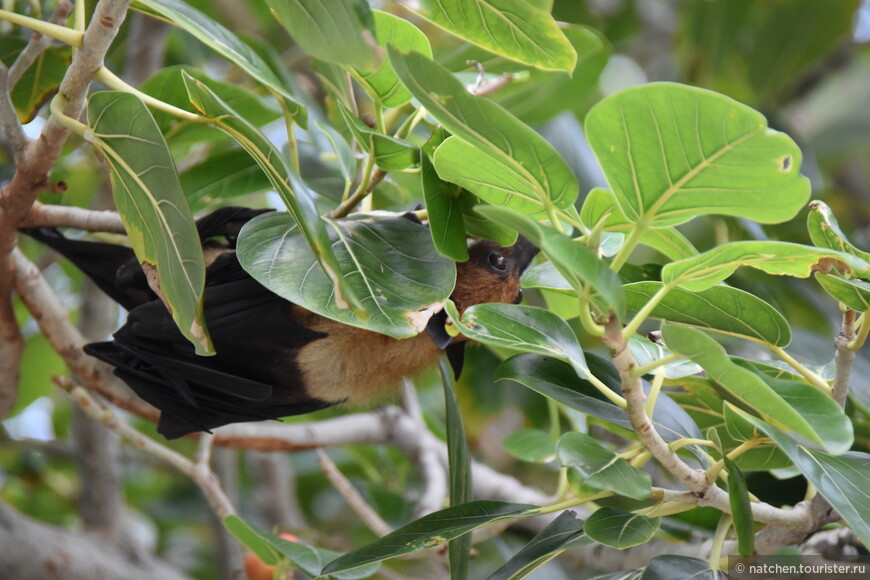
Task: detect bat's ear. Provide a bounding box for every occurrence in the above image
[425,309,453,349]
[425,310,466,379]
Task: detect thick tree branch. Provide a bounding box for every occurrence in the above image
[0,0,132,419]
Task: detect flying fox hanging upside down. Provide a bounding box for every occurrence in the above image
[24,207,538,439]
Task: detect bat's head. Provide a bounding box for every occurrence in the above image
[450,235,539,312]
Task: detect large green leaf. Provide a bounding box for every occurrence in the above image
[268,0,377,70]
[662,241,870,292]
[487,511,589,580]
[182,73,362,313]
[444,301,591,381]
[87,91,211,354]
[411,0,576,72]
[661,324,848,453]
[389,48,578,217]
[642,556,719,580]
[585,83,810,228]
[580,188,698,260]
[476,206,625,318]
[583,507,660,549]
[133,0,306,126]
[350,10,431,107]
[734,411,870,550]
[807,200,870,265]
[237,212,455,338]
[624,281,791,346]
[179,149,273,211]
[321,501,538,575]
[557,432,651,500]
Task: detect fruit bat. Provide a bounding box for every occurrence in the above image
[23,207,538,439]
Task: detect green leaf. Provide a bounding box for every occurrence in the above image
[389,48,578,216]
[0,37,69,123]
[583,507,660,549]
[350,10,431,107]
[476,205,626,319]
[807,200,870,268]
[497,354,705,444]
[182,73,362,314]
[440,359,472,580]
[224,515,380,579]
[336,101,419,170]
[133,0,306,126]
[411,0,576,71]
[179,149,272,212]
[662,241,870,292]
[238,212,455,338]
[732,411,870,550]
[321,501,538,575]
[492,25,609,125]
[724,457,754,556]
[735,360,853,455]
[87,91,211,354]
[487,511,589,580]
[315,121,356,183]
[585,82,810,228]
[421,155,469,261]
[580,188,698,260]
[557,432,651,500]
[503,429,557,463]
[268,0,377,70]
[815,273,870,312]
[445,301,591,380]
[624,281,791,346]
[139,66,281,134]
[642,556,719,580]
[627,335,701,379]
[661,324,841,452]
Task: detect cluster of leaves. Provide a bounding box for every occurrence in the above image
[4,0,870,579]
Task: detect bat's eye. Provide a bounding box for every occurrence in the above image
[488,252,508,272]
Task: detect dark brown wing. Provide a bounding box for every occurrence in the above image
[86,252,333,439]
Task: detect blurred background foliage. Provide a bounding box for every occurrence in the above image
[3,0,870,578]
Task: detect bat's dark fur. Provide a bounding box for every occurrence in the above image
[24,207,537,438]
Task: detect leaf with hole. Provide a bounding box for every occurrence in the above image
[585,82,810,228]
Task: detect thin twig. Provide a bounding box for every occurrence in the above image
[64,381,237,519]
[317,448,393,537]
[21,202,127,232]
[8,1,75,87]
[833,308,857,407]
